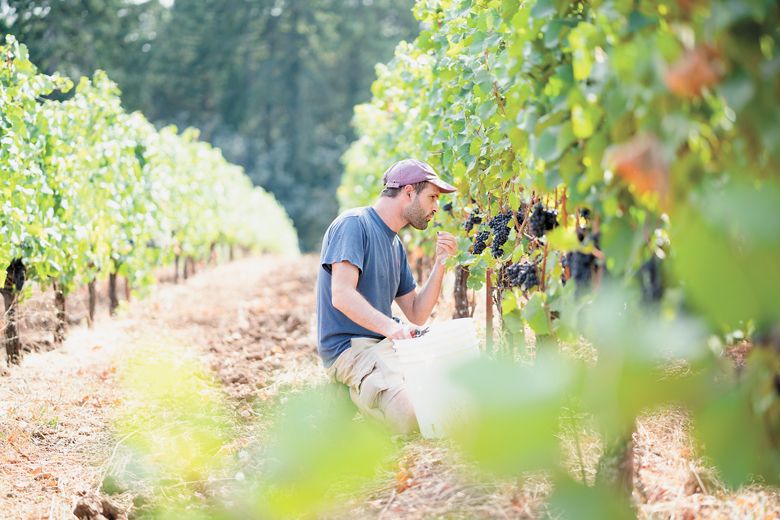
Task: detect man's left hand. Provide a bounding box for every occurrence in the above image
[435,231,457,266]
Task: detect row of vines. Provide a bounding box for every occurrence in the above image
[341,0,780,510]
[1,35,298,364]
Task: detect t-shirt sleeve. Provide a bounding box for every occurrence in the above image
[396,245,417,297]
[321,217,365,273]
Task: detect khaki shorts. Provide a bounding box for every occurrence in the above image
[327,337,405,423]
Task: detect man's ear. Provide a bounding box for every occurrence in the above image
[404,185,415,199]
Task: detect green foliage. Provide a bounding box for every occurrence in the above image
[0,35,298,294]
[451,352,580,475]
[244,386,397,518]
[672,180,780,328]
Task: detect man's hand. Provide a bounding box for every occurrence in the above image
[385,321,414,340]
[435,231,457,266]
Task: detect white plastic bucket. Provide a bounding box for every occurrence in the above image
[393,318,480,438]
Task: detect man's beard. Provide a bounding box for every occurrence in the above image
[404,198,432,230]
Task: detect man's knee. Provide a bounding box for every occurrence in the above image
[383,390,418,435]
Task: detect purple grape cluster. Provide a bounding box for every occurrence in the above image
[464,212,482,232]
[567,251,596,287]
[529,203,558,237]
[472,230,490,255]
[488,211,514,258]
[515,203,528,224]
[506,262,539,290]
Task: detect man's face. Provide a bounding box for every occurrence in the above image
[403,183,441,230]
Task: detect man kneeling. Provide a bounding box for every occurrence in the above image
[316,159,457,434]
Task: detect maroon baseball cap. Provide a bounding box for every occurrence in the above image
[382,159,457,193]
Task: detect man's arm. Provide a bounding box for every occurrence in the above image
[395,231,457,326]
[395,261,445,326]
[331,261,413,340]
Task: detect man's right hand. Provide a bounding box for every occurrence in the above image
[385,321,414,340]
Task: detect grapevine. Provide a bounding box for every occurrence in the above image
[0,35,298,363]
[340,0,780,496]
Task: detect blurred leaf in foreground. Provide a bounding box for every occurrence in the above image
[693,349,780,488]
[580,284,709,436]
[449,353,583,476]
[114,341,235,488]
[242,384,397,519]
[671,180,780,329]
[548,476,633,520]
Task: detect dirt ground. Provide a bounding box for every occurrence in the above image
[1,255,779,519]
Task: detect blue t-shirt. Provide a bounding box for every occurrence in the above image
[316,207,417,367]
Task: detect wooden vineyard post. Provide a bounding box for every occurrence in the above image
[124,277,131,302]
[2,290,20,364]
[53,281,67,344]
[453,265,471,318]
[561,187,568,226]
[108,272,119,316]
[486,268,493,351]
[209,242,217,266]
[540,242,549,292]
[1,259,26,364]
[88,280,96,328]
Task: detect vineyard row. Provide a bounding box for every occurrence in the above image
[1,36,298,364]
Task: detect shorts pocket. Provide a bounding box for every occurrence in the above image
[355,369,391,411]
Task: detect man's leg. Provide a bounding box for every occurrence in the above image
[379,388,418,435]
[328,337,419,434]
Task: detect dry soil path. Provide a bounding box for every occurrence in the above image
[0,255,322,519]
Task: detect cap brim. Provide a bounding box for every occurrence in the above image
[428,178,457,193]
